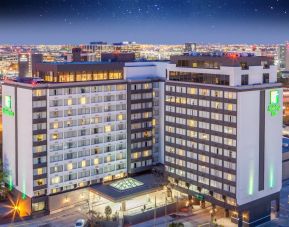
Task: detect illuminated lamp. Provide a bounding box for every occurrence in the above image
[31,81,37,86]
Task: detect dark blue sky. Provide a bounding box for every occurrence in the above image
[0,0,289,44]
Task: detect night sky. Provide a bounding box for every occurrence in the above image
[0,0,289,44]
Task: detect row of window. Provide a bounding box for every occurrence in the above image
[168,177,237,206]
[166,125,236,135]
[49,104,126,118]
[165,134,236,147]
[131,102,153,110]
[131,83,153,90]
[48,153,126,168]
[131,150,152,159]
[46,85,126,96]
[131,159,152,169]
[48,94,126,107]
[166,85,236,99]
[49,143,126,154]
[131,92,153,100]
[167,167,236,191]
[166,155,236,171]
[166,114,236,125]
[165,145,236,159]
[166,96,236,111]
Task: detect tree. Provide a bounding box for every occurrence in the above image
[87,209,101,226]
[104,205,112,220]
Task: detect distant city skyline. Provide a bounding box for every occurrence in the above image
[0,0,289,44]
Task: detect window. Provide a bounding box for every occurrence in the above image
[263,73,269,83]
[241,74,248,85]
[32,202,45,212]
[80,97,87,105]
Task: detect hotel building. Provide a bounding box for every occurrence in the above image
[165,55,282,227]
[2,61,165,216]
[2,55,282,227]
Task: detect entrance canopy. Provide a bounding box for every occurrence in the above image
[89,173,164,202]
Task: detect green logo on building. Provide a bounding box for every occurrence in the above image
[3,96,14,117]
[267,90,281,117]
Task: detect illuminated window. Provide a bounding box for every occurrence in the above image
[117,114,123,121]
[53,122,59,129]
[144,83,150,89]
[132,153,139,159]
[188,120,197,127]
[143,150,150,157]
[104,125,112,133]
[32,202,45,212]
[80,97,86,105]
[36,179,45,186]
[34,90,44,96]
[152,119,156,126]
[227,104,233,111]
[67,99,72,106]
[192,62,198,68]
[51,176,61,184]
[36,135,44,142]
[106,156,111,162]
[94,158,99,165]
[52,133,58,140]
[37,168,43,175]
[81,160,86,168]
[67,163,73,171]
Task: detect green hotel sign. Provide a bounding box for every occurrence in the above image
[3,96,14,117]
[267,90,281,117]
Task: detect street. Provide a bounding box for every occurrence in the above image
[1,180,289,227]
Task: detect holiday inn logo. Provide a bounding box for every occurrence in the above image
[267,90,281,117]
[3,96,14,117]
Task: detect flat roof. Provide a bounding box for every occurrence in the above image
[89,173,165,202]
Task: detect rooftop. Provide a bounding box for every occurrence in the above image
[170,54,274,67]
[89,173,165,202]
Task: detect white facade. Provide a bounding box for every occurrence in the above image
[2,86,34,198]
[236,88,282,205]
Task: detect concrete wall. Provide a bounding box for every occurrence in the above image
[236,88,282,205]
[17,88,33,198]
[2,85,17,188]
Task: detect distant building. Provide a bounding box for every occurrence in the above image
[72,48,82,62]
[184,42,197,53]
[101,52,135,62]
[277,43,289,70]
[18,53,43,77]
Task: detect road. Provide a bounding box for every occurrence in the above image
[132,207,213,227]
[0,206,87,227]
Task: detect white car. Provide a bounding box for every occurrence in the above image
[75,219,87,227]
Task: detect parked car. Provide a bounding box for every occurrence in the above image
[75,219,87,227]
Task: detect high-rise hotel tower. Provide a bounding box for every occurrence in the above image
[165,55,282,227]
